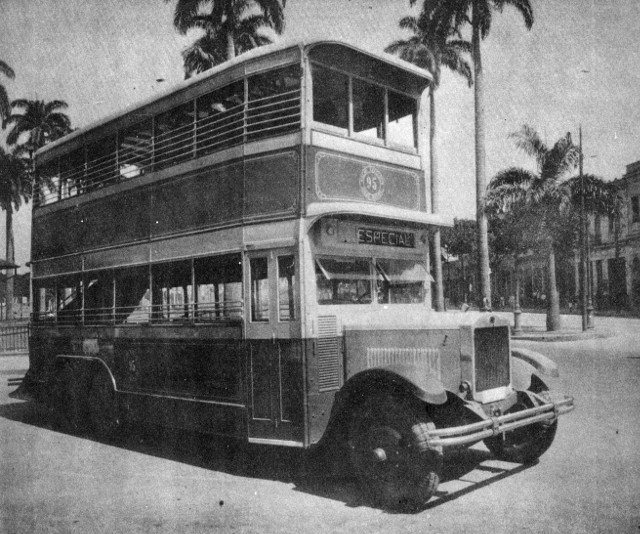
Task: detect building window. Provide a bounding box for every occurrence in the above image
[594,214,602,245]
[632,195,640,223]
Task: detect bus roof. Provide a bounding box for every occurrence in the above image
[36,39,433,161]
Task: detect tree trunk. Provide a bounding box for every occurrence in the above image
[513,254,522,332]
[430,89,445,311]
[472,3,492,311]
[5,208,14,322]
[227,32,235,61]
[546,245,561,331]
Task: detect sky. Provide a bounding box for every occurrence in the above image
[2,0,640,272]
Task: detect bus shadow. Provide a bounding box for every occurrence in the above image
[0,399,532,512]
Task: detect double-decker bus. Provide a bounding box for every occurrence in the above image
[20,40,573,510]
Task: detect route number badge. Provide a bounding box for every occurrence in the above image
[359,165,385,201]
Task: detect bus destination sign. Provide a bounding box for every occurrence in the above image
[357,228,415,248]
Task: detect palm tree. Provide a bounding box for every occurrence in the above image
[0,60,15,127]
[5,98,71,213]
[485,126,582,330]
[386,9,472,312]
[6,99,72,160]
[0,146,30,321]
[419,0,534,310]
[166,0,286,78]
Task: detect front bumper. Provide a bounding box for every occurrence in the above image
[428,395,575,448]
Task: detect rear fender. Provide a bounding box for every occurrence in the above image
[54,355,117,390]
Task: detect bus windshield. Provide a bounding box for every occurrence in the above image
[315,256,427,305]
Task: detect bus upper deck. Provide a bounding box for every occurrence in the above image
[31,40,451,326]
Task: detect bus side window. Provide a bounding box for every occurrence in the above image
[84,272,114,325]
[250,257,269,322]
[277,255,296,321]
[33,281,56,323]
[194,254,243,321]
[151,261,192,323]
[115,267,150,324]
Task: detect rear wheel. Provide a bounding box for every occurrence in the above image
[87,370,121,439]
[484,389,557,464]
[348,395,442,511]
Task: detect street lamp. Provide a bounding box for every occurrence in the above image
[579,126,595,331]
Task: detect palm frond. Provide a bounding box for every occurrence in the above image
[170,0,206,34]
[0,85,10,126]
[182,32,228,77]
[540,132,578,182]
[0,60,15,80]
[398,16,419,33]
[510,124,548,168]
[501,0,534,29]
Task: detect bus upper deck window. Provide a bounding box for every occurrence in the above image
[352,78,384,141]
[387,90,417,149]
[312,65,348,130]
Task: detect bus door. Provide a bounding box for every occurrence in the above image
[244,249,303,444]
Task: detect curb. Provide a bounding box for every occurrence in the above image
[511,329,613,342]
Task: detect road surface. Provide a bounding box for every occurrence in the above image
[1,315,639,533]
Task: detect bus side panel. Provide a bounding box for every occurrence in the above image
[304,336,344,446]
[112,337,244,402]
[33,150,302,263]
[121,392,248,439]
[246,339,305,444]
[305,146,425,212]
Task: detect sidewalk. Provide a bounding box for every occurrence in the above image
[492,311,615,342]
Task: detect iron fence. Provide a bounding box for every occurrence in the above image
[0,324,29,353]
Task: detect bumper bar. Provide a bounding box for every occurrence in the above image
[428,396,575,448]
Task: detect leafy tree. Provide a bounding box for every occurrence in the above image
[486,126,581,330]
[386,6,471,311]
[0,146,30,320]
[0,60,15,127]
[166,0,287,78]
[418,0,534,310]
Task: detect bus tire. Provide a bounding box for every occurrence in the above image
[87,369,121,440]
[347,394,442,511]
[484,389,558,464]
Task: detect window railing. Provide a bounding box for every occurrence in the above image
[36,88,301,207]
[32,300,244,327]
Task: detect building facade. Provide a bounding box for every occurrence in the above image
[589,160,640,311]
[443,159,640,313]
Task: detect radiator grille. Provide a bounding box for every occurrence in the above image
[366,347,441,379]
[317,315,340,391]
[474,326,510,392]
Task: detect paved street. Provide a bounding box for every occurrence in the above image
[1,315,639,533]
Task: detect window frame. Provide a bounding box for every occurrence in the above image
[309,61,418,152]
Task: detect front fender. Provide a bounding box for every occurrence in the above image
[313,366,446,453]
[511,347,559,377]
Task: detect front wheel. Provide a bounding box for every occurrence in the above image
[348,395,442,511]
[484,390,557,464]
